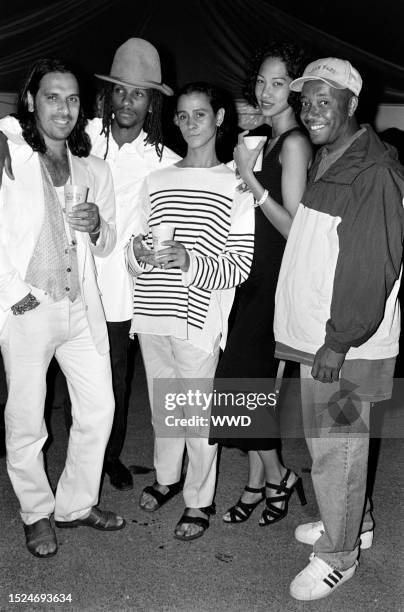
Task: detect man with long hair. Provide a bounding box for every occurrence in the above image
[0,58,124,559]
[0,39,179,491]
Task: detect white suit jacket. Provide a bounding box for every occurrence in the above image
[0,140,116,354]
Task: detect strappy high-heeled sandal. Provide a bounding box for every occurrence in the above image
[259,469,307,527]
[222,486,265,523]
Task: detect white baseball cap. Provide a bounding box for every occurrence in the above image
[290,57,362,96]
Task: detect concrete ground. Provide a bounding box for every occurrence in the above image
[0,344,403,612]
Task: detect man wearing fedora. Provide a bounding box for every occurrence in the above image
[91,38,179,490]
[0,39,179,491]
[274,58,404,600]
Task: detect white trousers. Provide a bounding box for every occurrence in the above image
[1,293,114,525]
[138,334,219,508]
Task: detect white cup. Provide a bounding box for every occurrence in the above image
[243,135,267,171]
[64,184,89,214]
[152,223,175,252]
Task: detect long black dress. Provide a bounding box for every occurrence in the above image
[210,127,303,450]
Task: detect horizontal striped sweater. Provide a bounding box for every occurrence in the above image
[126,164,255,353]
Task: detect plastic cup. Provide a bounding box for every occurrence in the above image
[243,135,267,171]
[152,223,175,252]
[64,184,89,214]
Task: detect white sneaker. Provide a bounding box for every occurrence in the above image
[290,552,357,601]
[295,520,373,549]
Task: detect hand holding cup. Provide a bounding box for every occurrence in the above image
[64,184,100,234]
[156,241,190,272]
[151,223,189,271]
[243,134,267,172]
[233,130,267,181]
[68,202,101,234]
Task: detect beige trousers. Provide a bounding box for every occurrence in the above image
[138,333,219,508]
[1,293,114,524]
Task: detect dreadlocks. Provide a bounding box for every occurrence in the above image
[100,85,164,159]
[143,89,164,157]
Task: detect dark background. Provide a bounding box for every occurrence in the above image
[1,0,403,100]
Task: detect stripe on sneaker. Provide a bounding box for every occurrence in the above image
[323,571,343,588]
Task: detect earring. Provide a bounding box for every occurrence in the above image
[111,112,115,120]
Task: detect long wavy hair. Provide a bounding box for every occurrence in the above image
[243,41,311,114]
[16,57,91,157]
[100,84,164,160]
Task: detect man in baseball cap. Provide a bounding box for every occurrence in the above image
[289,57,362,96]
[274,58,404,600]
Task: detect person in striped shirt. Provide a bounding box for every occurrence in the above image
[126,82,255,541]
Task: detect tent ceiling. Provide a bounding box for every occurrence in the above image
[0,0,403,104]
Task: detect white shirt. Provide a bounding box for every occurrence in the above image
[0,114,178,322]
[0,141,116,353]
[87,118,179,321]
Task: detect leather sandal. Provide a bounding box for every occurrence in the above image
[223,486,265,523]
[174,504,216,541]
[55,506,126,530]
[139,481,181,512]
[259,469,307,526]
[24,518,58,558]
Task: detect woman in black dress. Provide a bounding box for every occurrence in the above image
[211,42,312,526]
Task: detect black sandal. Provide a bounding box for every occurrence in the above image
[24,518,58,558]
[139,481,181,512]
[259,469,307,526]
[55,506,125,530]
[174,504,216,541]
[222,486,265,523]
